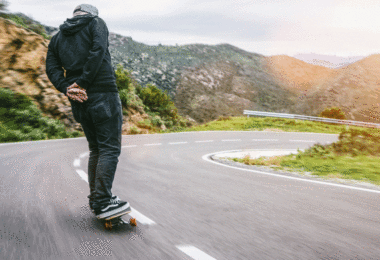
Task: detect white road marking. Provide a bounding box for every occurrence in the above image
[122,145,138,148]
[222,139,241,142]
[76,170,88,183]
[130,208,156,225]
[252,139,279,141]
[195,140,214,143]
[79,152,89,158]
[290,140,316,143]
[169,142,188,145]
[73,159,81,167]
[202,151,380,194]
[177,245,217,260]
[144,143,162,146]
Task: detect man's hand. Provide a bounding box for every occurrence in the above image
[67,82,88,103]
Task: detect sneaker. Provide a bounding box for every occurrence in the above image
[89,195,120,213]
[94,198,130,219]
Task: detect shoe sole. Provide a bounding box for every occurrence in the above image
[104,207,132,220]
[96,203,130,219]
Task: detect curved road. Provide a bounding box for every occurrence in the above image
[1,131,379,259]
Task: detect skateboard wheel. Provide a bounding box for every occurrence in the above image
[105,221,112,230]
[129,218,137,226]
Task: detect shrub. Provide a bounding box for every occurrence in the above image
[6,13,51,40]
[320,107,346,120]
[138,84,179,121]
[129,126,141,135]
[115,64,132,92]
[217,116,231,121]
[0,87,82,142]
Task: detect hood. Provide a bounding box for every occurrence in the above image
[59,14,97,36]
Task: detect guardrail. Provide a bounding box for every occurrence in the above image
[243,110,380,129]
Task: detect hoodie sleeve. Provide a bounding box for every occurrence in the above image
[75,17,108,90]
[45,36,71,96]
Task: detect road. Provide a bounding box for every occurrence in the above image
[1,131,379,260]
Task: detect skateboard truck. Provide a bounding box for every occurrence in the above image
[101,209,137,230]
[104,217,137,230]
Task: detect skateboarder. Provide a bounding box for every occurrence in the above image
[46,4,130,219]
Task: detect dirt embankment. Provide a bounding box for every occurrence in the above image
[0,17,150,135]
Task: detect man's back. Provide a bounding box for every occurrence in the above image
[46,9,117,95]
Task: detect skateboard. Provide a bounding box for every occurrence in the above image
[99,209,137,230]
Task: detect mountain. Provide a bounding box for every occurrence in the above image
[108,34,298,123]
[264,55,334,92]
[293,53,365,69]
[294,54,380,123]
[3,12,380,126]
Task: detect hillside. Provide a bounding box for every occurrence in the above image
[264,55,334,93]
[109,34,298,122]
[3,12,380,127]
[0,17,82,132]
[0,17,155,136]
[294,54,380,122]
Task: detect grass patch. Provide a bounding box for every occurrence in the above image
[168,116,368,135]
[229,128,380,186]
[233,154,380,186]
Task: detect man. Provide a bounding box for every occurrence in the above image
[46,4,130,219]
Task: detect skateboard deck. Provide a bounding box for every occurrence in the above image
[99,209,137,230]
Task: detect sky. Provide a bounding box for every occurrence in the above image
[5,0,380,57]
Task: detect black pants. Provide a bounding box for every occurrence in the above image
[69,91,123,208]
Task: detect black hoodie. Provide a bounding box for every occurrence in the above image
[46,14,118,95]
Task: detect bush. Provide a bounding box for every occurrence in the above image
[320,107,346,120]
[332,128,380,156]
[114,64,191,131]
[6,13,51,40]
[0,87,82,143]
[138,84,179,121]
[115,64,132,92]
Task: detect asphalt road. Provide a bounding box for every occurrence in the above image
[1,131,379,260]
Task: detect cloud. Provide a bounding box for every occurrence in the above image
[111,12,275,41]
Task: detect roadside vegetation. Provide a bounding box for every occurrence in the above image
[168,115,356,134]
[229,127,380,186]
[115,64,192,134]
[0,88,84,143]
[0,7,52,40]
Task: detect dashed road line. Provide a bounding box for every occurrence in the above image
[195,140,214,143]
[290,140,316,143]
[73,159,81,167]
[222,139,241,142]
[122,145,138,148]
[144,143,162,146]
[76,169,88,183]
[169,142,188,145]
[252,139,279,141]
[75,168,156,225]
[177,245,217,260]
[79,152,89,158]
[130,208,156,225]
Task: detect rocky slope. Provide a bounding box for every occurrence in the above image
[0,17,149,135]
[0,17,82,132]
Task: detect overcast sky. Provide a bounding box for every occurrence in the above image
[6,0,380,57]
